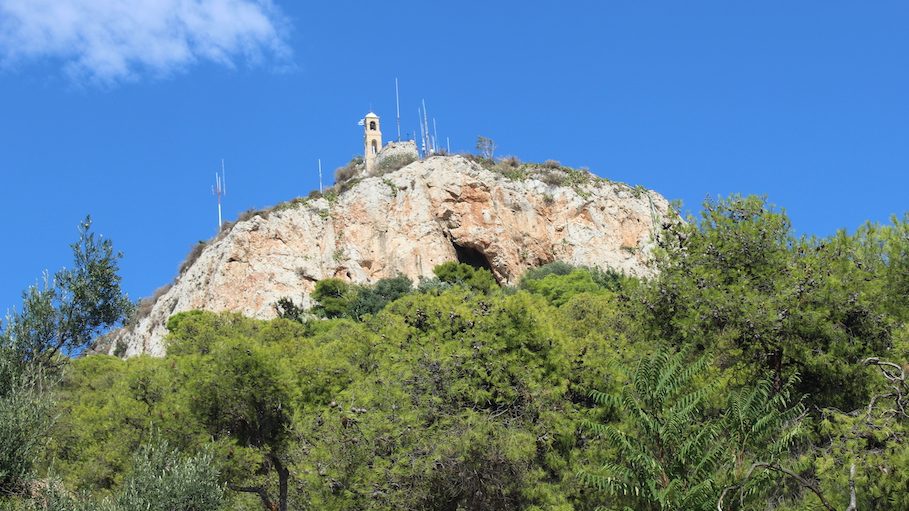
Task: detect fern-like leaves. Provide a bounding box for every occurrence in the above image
[579,349,808,511]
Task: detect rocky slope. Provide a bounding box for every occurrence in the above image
[110,155,671,357]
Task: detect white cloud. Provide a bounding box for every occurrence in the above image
[0,0,291,84]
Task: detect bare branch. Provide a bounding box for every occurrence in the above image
[862,357,905,383]
[845,464,856,511]
[862,357,908,420]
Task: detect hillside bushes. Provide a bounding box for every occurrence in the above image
[373,153,416,175]
[334,156,363,184]
[5,196,909,510]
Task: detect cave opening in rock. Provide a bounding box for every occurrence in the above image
[452,242,495,276]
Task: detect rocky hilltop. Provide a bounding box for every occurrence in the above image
[110,155,671,357]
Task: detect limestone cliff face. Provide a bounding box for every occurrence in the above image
[112,155,670,357]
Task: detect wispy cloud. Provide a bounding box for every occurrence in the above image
[0,0,291,85]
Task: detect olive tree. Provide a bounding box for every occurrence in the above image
[1,216,133,366]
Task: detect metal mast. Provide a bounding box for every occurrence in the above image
[433,118,439,154]
[418,108,425,157]
[422,99,431,154]
[395,78,401,142]
[212,159,226,230]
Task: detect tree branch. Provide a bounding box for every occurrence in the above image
[718,462,835,511]
[845,463,856,511]
[228,483,276,511]
[863,357,908,419]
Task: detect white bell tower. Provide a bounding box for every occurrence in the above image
[363,112,382,173]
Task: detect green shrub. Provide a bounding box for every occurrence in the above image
[520,269,604,307]
[381,178,398,194]
[311,279,354,319]
[433,262,498,294]
[347,275,413,320]
[520,261,575,284]
[374,154,416,175]
[114,441,224,511]
[0,356,53,497]
[25,440,226,511]
[323,188,339,205]
[273,297,308,323]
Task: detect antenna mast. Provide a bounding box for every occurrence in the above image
[422,99,432,154]
[318,159,323,193]
[418,108,425,157]
[395,78,401,142]
[433,118,439,154]
[212,159,226,230]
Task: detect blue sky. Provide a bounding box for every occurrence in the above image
[0,1,907,309]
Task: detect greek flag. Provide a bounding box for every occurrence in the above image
[357,118,365,126]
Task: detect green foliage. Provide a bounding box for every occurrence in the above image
[521,267,609,307]
[432,261,498,293]
[323,188,339,204]
[579,350,807,511]
[806,358,909,510]
[308,276,413,321]
[47,287,605,510]
[1,217,133,366]
[17,197,909,511]
[347,275,412,320]
[294,289,578,510]
[834,215,909,322]
[0,217,131,504]
[375,154,416,174]
[184,340,294,510]
[114,440,225,511]
[20,441,224,511]
[0,352,53,497]
[273,297,307,323]
[643,195,892,410]
[166,311,307,356]
[49,355,174,491]
[521,261,576,282]
[186,340,293,451]
[311,279,354,318]
[579,350,725,510]
[381,178,398,194]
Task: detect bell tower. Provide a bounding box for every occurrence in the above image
[363,112,382,173]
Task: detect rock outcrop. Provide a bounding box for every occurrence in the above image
[374,140,419,169]
[111,155,671,357]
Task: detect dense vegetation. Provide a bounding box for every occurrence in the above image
[2,196,908,510]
